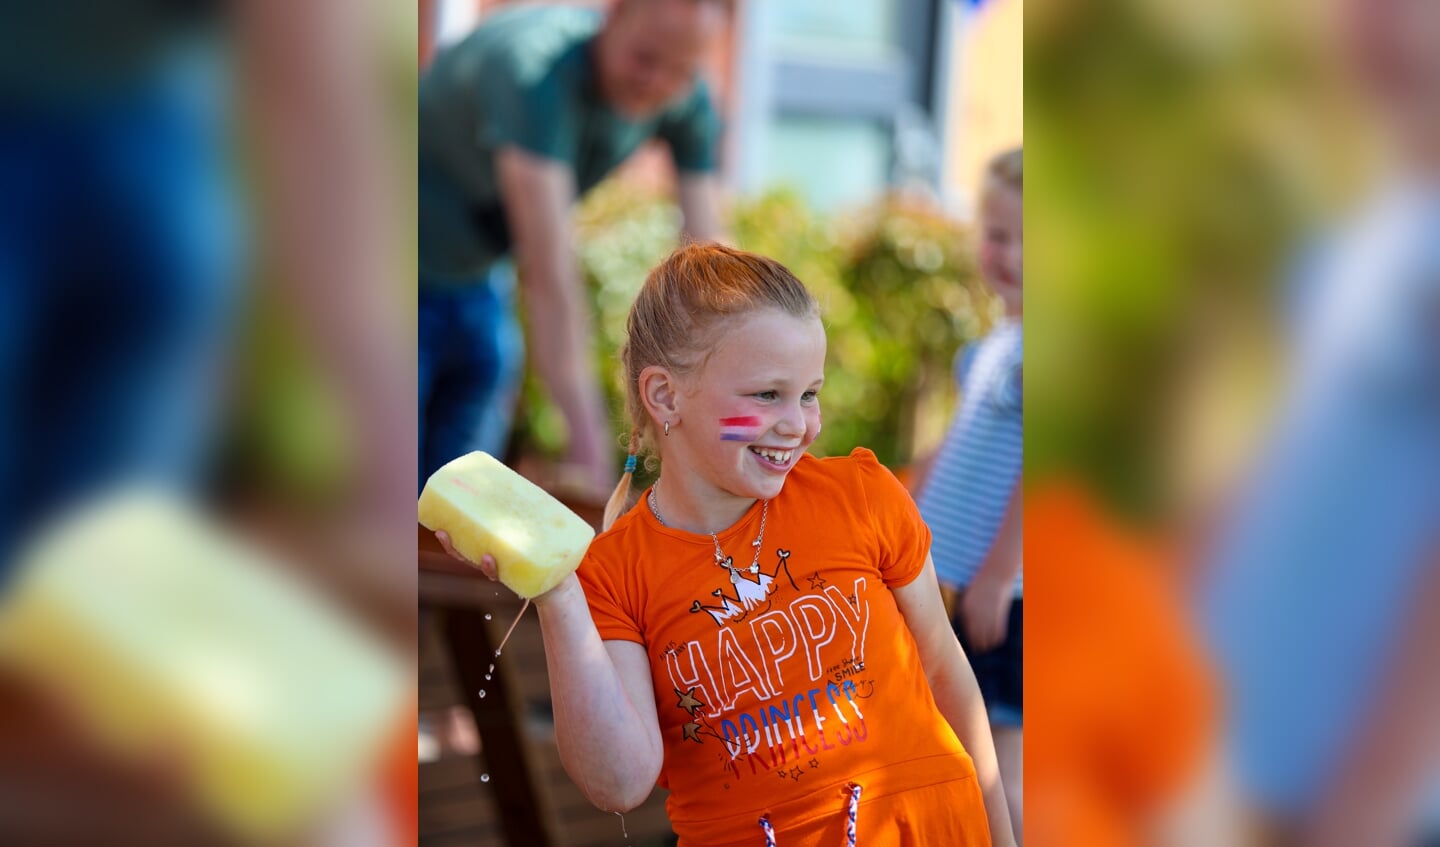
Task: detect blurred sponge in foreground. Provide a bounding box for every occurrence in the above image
[0,488,407,844]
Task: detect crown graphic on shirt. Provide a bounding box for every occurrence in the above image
[690,549,796,626]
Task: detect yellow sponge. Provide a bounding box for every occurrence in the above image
[418,452,595,598]
[0,489,405,843]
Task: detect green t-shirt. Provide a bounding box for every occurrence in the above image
[418,5,719,280]
[0,2,219,97]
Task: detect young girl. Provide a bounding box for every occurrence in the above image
[444,244,1014,845]
[915,146,1024,842]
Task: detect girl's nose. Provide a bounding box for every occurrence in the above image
[774,402,806,437]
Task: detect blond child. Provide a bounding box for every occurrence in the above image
[915,148,1024,841]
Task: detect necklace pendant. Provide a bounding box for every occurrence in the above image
[692,498,770,576]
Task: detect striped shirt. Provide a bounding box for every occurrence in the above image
[917,321,1023,594]
[1203,181,1440,813]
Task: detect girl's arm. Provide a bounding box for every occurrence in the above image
[535,574,665,812]
[1306,541,1440,845]
[440,534,664,812]
[893,554,1017,847]
[959,477,1023,650]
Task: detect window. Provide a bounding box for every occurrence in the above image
[732,0,949,211]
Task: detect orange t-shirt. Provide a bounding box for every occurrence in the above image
[1025,481,1216,846]
[579,448,990,846]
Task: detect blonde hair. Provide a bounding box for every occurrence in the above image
[603,243,819,529]
[986,147,1022,193]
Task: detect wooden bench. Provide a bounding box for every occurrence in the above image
[419,494,675,846]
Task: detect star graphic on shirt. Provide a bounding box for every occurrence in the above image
[778,770,790,781]
[808,758,820,769]
[682,722,702,743]
[791,766,806,780]
[807,572,828,590]
[674,686,706,715]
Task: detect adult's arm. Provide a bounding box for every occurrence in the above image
[236,0,413,526]
[677,172,727,244]
[495,146,615,496]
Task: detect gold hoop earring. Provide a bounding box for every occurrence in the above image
[664,420,671,437]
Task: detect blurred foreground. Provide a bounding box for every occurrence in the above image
[1028,0,1440,843]
[0,2,417,844]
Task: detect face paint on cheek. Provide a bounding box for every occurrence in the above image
[719,416,763,442]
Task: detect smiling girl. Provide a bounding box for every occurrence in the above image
[444,243,1013,845]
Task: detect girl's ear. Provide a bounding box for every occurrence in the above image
[639,365,681,426]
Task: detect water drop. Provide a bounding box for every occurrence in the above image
[480,773,490,783]
[478,689,487,698]
[484,613,492,621]
[494,649,502,658]
[484,674,491,681]
[487,663,495,675]
[615,811,629,840]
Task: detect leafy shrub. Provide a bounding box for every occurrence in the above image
[514,180,998,472]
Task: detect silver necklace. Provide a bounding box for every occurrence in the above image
[648,481,768,573]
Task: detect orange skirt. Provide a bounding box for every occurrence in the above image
[678,774,992,847]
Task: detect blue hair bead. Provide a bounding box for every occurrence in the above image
[624,454,638,474]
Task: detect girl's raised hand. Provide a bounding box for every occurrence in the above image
[434,530,499,581]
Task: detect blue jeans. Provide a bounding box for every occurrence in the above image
[953,599,1023,727]
[0,59,240,573]
[417,262,525,491]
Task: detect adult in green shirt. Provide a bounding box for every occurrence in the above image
[418,0,728,494]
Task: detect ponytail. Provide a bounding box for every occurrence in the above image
[602,429,642,531]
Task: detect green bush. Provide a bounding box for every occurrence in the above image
[830,194,997,466]
[514,180,998,472]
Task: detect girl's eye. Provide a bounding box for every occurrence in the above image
[754,391,778,401]
[802,390,819,403]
